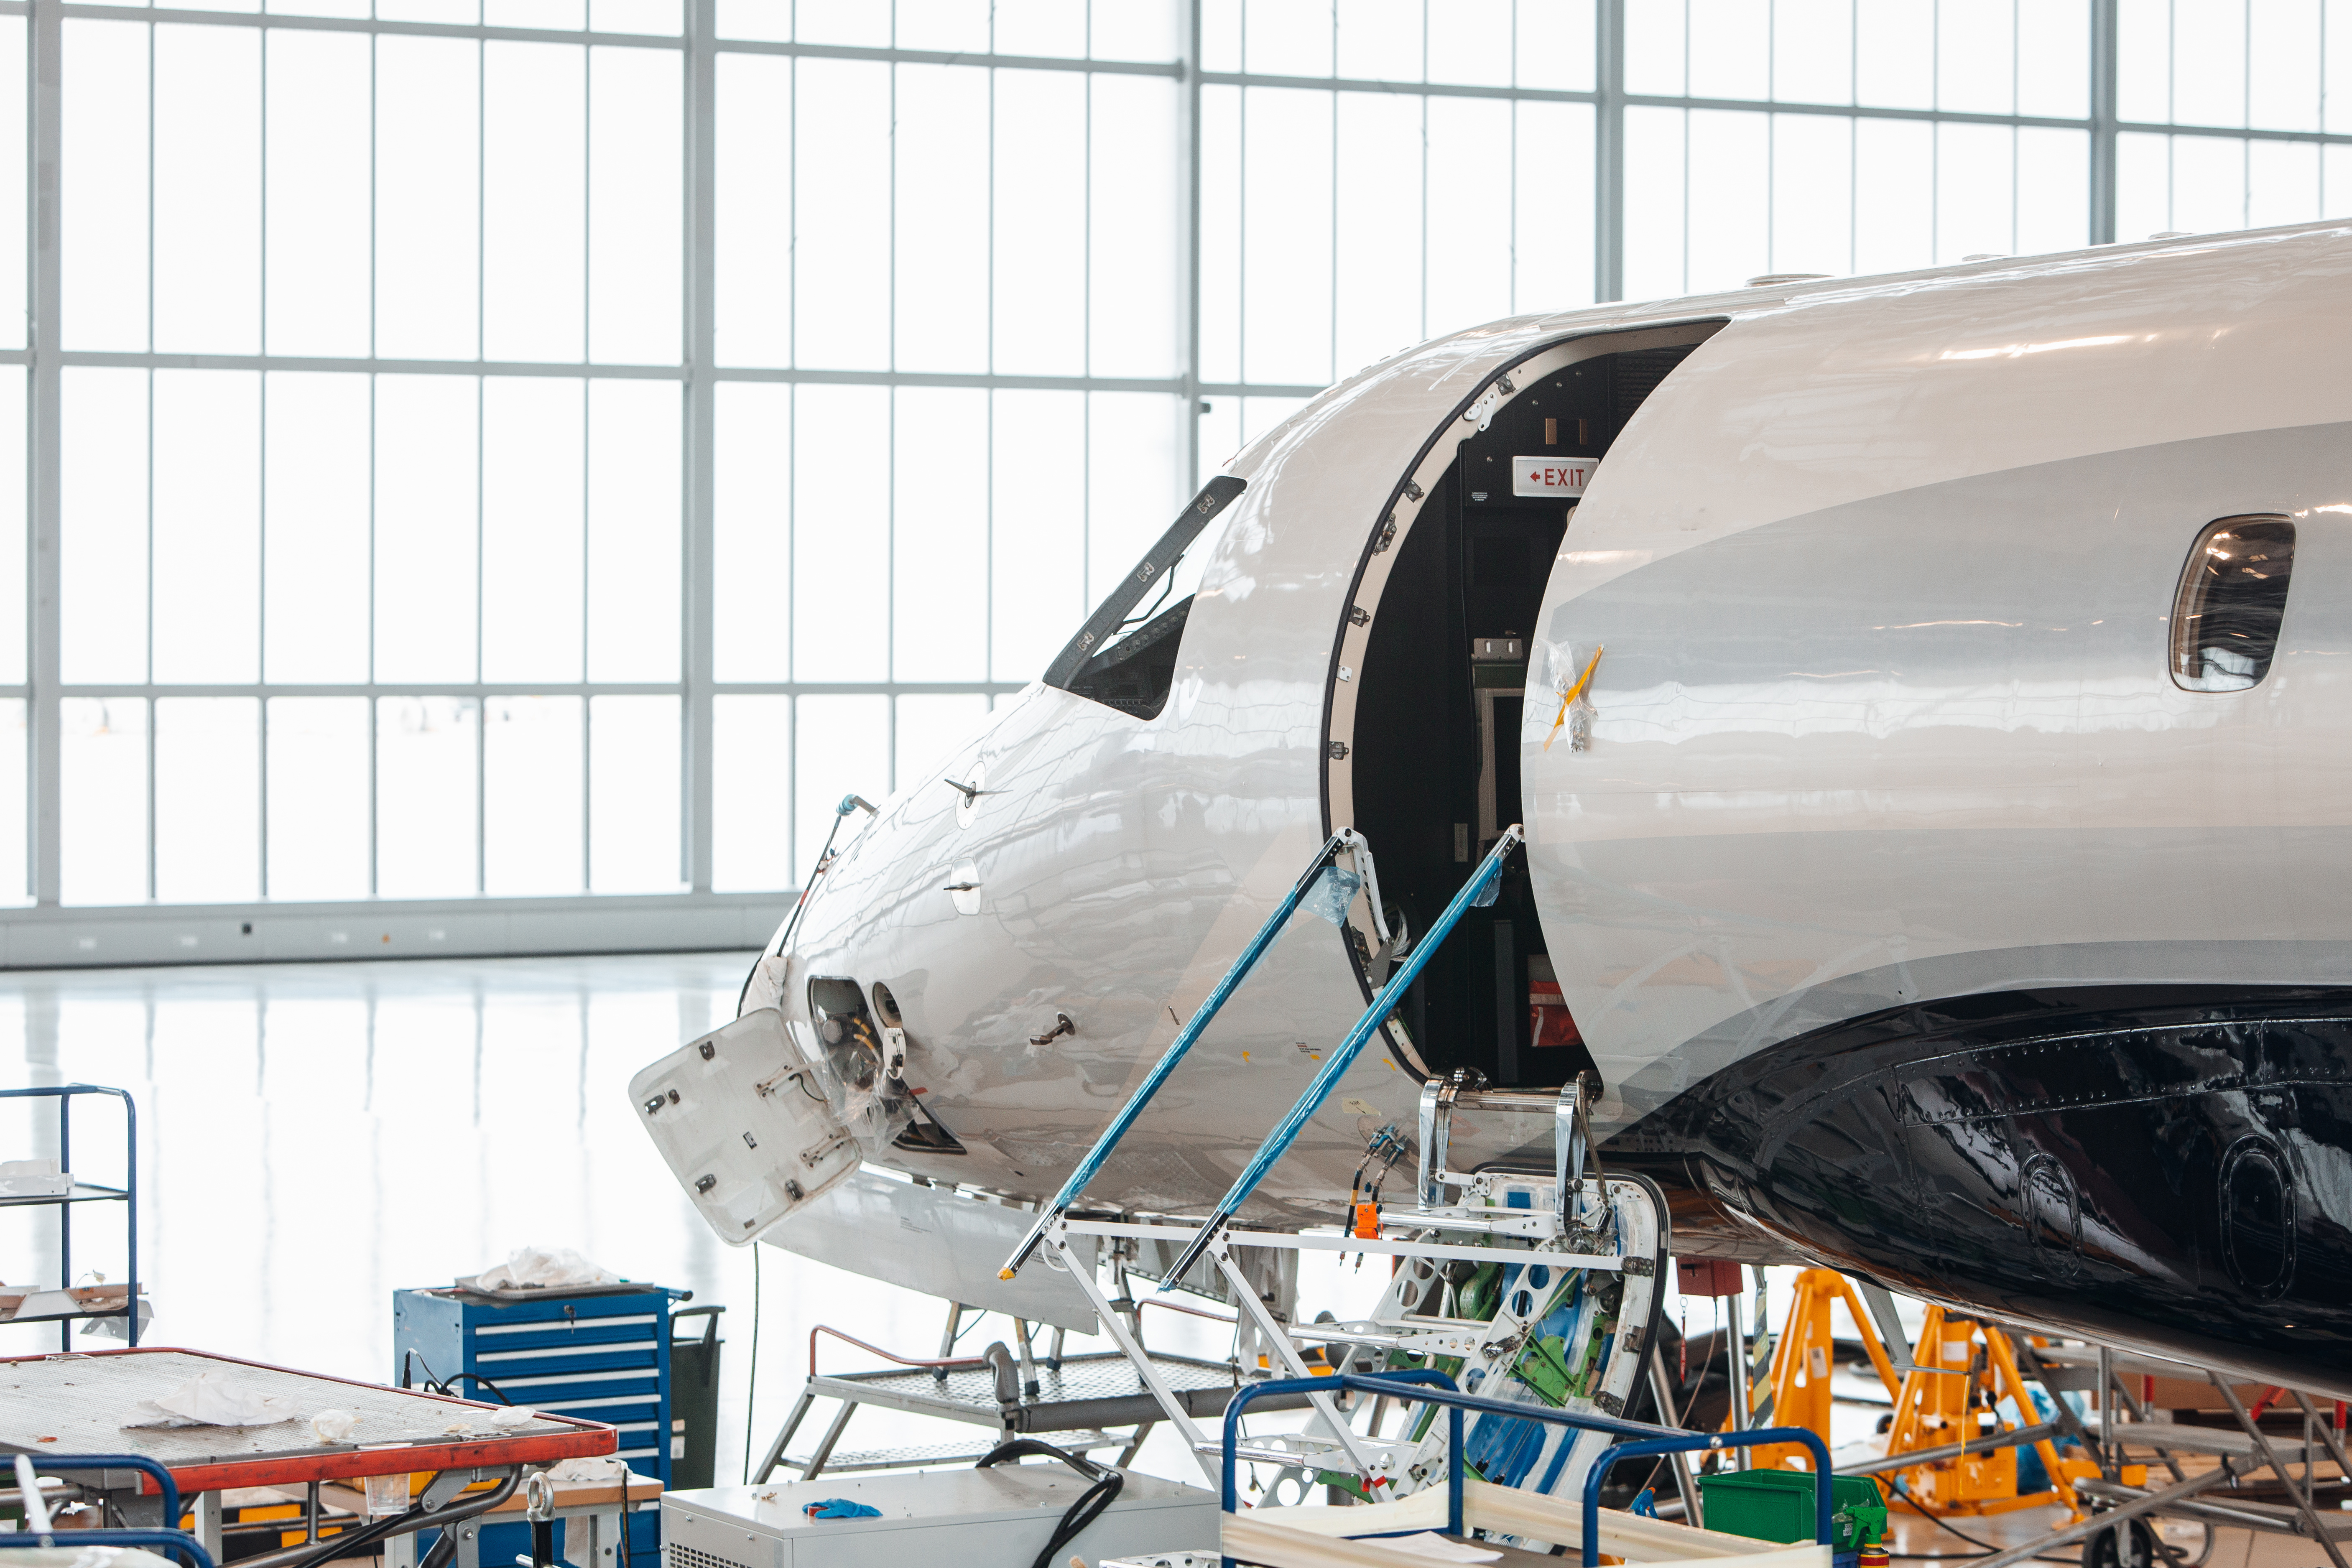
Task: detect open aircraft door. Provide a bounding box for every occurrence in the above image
[631,1007,865,1244]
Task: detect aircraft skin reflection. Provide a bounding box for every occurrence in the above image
[666,218,2352,1397]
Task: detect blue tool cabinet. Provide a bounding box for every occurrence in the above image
[393,1284,685,1563]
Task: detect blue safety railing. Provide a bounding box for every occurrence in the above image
[999,829,1364,1280]
[1223,1371,1834,1568]
[0,1528,215,1568]
[2,1452,205,1568]
[1161,825,1524,1285]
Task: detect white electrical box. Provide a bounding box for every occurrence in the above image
[661,1468,1219,1568]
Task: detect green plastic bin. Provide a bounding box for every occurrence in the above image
[1698,1468,1887,1551]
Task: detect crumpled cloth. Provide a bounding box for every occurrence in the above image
[474,1246,620,1291]
[543,1457,636,1484]
[311,1409,359,1443]
[121,1372,301,1428]
[801,1499,880,1520]
[0,1158,69,1197]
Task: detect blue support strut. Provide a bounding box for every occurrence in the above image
[998,830,1360,1279]
[1161,824,1524,1288]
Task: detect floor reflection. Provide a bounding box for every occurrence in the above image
[0,951,1244,1487]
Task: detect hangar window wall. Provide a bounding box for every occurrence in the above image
[0,0,2345,951]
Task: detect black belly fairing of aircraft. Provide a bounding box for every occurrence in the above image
[1607,986,2352,1394]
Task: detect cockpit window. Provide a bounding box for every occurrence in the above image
[2171,515,2296,693]
[1043,475,1245,719]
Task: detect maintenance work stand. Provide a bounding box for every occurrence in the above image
[0,1347,642,1568]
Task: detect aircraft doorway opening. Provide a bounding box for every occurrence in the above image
[1350,329,1721,1090]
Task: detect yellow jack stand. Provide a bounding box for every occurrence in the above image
[1744,1269,1903,1472]
[1734,1274,2096,1522]
[1880,1306,2094,1518]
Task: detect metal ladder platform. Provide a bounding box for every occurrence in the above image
[1935,1341,2352,1568]
[760,1349,1319,1481]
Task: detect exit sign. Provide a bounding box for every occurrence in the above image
[1514,456,1596,498]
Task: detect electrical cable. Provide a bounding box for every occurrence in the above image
[1885,1486,2089,1564]
[741,1243,762,1483]
[237,1469,522,1568]
[459,1371,516,1405]
[736,810,857,1015]
[399,1349,460,1399]
[975,1439,1125,1568]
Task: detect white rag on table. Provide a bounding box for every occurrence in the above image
[474,1247,620,1290]
[543,1457,636,1485]
[120,1372,301,1428]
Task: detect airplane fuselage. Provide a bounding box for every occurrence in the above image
[732,219,2352,1396]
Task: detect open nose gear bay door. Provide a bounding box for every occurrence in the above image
[631,1007,865,1243]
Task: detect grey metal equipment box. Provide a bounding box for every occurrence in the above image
[661,1470,1218,1568]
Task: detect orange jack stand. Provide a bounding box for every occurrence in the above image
[1742,1269,1904,1472]
[1879,1306,2092,1519]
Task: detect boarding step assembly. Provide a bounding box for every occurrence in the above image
[737,825,1674,1509]
[976,824,1675,1502]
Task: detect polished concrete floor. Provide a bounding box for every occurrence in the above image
[0,956,2324,1561]
[0,951,1250,1487]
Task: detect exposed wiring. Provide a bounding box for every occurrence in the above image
[399,1349,457,1398]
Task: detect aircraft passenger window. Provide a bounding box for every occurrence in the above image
[1044,475,1245,720]
[2171,515,2295,693]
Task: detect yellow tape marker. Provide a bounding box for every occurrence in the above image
[1544,645,1604,752]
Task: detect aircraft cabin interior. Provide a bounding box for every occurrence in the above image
[1353,342,1709,1091]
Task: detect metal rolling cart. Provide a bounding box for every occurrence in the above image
[0,1346,620,1566]
[0,1084,142,1348]
[393,1281,704,1564]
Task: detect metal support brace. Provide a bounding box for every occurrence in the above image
[2212,1373,2350,1568]
[1043,1222,1219,1484]
[1206,1234,1381,1482]
[753,1389,816,1483]
[1855,1282,1913,1369]
[2099,1346,2116,1478]
[1647,1346,1702,1526]
[1969,1464,2238,1568]
[1726,1275,1751,1461]
[933,1301,963,1382]
[1163,826,1526,1284]
[2289,1390,2352,1489]
[1417,1069,1472,1208]
[1001,830,1361,1279]
[799,1401,857,1482]
[1013,1318,1040,1399]
[193,1493,223,1563]
[1555,1073,1598,1229]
